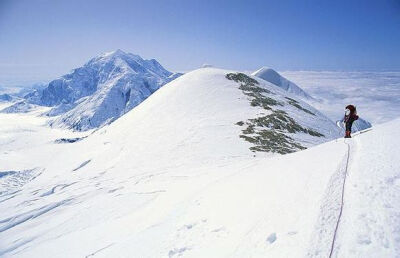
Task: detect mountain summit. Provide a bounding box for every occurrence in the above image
[23,50,180,130]
[252,67,312,100]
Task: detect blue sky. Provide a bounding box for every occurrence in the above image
[1,0,400,85]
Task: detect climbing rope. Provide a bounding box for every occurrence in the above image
[328,139,350,258]
[329,128,371,257]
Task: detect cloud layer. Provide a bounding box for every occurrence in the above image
[281,71,400,125]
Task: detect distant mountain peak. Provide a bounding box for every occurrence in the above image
[252,67,313,100]
[88,49,143,66]
[101,49,128,57]
[15,50,182,130]
[255,66,272,72]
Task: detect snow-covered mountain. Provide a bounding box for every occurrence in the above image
[252,67,313,100]
[0,67,398,257]
[1,101,40,114]
[352,117,372,132]
[0,93,17,102]
[0,94,25,112]
[10,50,180,130]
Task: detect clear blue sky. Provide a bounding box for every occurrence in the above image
[1,0,400,85]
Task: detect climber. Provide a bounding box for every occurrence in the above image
[343,104,359,138]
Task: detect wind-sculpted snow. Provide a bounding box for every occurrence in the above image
[0,199,72,233]
[0,168,42,197]
[54,136,86,144]
[22,49,181,130]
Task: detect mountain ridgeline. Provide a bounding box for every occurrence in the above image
[226,72,336,154]
[252,67,313,100]
[0,50,346,155]
[21,50,181,130]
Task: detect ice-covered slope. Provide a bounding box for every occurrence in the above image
[17,50,179,130]
[252,67,313,100]
[0,68,399,257]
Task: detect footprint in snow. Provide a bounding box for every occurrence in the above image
[182,223,196,230]
[168,247,189,257]
[266,233,277,244]
[357,234,371,245]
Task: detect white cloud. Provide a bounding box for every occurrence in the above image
[281,71,400,125]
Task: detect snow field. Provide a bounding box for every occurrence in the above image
[0,67,398,257]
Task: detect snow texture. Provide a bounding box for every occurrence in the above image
[0,67,398,257]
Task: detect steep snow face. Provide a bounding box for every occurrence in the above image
[24,50,178,130]
[252,67,313,100]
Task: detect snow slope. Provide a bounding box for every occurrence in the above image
[252,67,313,100]
[96,68,340,155]
[0,68,398,257]
[333,122,400,257]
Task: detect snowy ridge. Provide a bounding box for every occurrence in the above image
[252,67,313,100]
[100,68,341,155]
[0,67,398,257]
